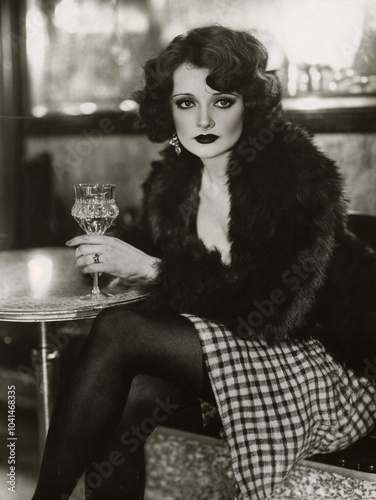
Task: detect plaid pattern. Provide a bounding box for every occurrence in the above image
[182,314,376,500]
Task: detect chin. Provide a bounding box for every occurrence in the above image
[188,143,228,160]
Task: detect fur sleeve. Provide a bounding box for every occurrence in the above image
[146,235,239,321]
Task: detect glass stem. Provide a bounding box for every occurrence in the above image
[91,272,101,296]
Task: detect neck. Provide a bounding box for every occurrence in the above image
[201,155,228,183]
[200,155,229,198]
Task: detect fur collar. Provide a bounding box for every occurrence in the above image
[144,121,346,254]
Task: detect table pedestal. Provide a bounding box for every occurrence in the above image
[0,247,146,461]
[32,322,59,461]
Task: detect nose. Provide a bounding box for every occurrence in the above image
[196,107,214,129]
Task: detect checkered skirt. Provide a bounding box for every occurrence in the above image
[182,314,376,500]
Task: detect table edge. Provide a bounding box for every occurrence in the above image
[0,295,147,322]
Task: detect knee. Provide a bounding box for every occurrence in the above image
[89,305,146,350]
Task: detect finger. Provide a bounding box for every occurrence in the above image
[74,244,104,259]
[81,264,107,274]
[66,234,112,246]
[76,252,105,268]
[66,236,88,247]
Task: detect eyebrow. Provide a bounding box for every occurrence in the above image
[171,93,194,98]
[171,92,238,98]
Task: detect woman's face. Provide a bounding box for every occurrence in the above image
[170,64,244,162]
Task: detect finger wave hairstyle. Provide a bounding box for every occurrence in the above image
[134,25,283,143]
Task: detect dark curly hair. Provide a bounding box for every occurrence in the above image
[134,25,282,143]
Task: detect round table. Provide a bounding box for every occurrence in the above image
[0,247,146,458]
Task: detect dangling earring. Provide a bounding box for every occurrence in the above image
[169,133,181,155]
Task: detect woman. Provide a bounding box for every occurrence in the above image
[32,25,376,500]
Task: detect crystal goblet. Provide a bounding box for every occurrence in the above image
[71,183,119,299]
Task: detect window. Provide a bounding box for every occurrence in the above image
[26,0,155,116]
[25,0,376,130]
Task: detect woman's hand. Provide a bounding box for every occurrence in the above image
[65,234,160,284]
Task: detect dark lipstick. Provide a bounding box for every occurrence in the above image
[195,134,219,144]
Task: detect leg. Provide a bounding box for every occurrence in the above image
[32,303,214,500]
[32,321,59,461]
[85,375,204,500]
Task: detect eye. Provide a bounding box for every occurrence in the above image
[214,98,235,108]
[175,99,195,109]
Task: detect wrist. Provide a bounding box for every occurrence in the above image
[142,255,160,281]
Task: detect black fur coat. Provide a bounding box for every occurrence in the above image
[136,122,376,378]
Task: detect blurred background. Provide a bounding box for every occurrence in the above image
[1,0,376,252]
[1,0,376,498]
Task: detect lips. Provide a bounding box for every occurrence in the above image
[194,134,219,144]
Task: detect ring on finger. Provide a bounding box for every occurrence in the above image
[93,253,100,264]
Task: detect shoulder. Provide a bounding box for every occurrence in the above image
[270,122,337,174]
[279,124,345,210]
[229,122,347,240]
[235,122,337,174]
[234,122,344,200]
[142,148,174,194]
[142,147,202,211]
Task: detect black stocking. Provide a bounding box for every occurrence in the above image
[31,302,214,500]
[84,375,204,500]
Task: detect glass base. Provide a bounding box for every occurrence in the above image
[78,272,114,301]
[78,291,114,301]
